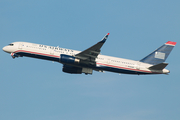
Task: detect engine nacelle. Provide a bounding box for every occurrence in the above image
[62,65,82,74]
[60,54,80,64]
[60,54,93,75]
[62,65,93,75]
[11,53,19,59]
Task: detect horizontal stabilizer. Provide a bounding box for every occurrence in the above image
[148,63,168,70]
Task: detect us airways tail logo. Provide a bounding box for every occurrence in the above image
[155,52,165,60]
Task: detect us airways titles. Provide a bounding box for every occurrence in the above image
[39,44,74,53]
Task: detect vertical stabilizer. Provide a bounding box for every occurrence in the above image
[140,41,176,65]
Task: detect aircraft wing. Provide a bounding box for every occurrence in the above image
[75,33,109,61]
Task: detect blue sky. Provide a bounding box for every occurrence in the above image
[0,0,180,120]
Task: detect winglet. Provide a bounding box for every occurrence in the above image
[100,33,110,43]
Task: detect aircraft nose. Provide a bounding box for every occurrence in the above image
[3,46,6,51]
[2,46,8,52]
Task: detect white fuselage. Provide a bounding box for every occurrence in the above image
[3,42,170,75]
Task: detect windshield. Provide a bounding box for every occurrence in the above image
[8,44,14,46]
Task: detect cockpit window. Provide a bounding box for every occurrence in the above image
[8,44,14,46]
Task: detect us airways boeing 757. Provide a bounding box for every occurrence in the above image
[2,33,176,75]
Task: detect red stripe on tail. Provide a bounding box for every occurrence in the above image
[166,41,176,46]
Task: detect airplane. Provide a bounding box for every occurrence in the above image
[2,33,176,75]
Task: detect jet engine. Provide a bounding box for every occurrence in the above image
[11,53,19,59]
[62,65,82,74]
[62,65,93,75]
[60,54,80,64]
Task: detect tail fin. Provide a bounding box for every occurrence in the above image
[140,41,176,65]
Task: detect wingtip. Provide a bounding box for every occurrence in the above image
[100,33,109,43]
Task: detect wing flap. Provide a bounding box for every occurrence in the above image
[82,54,97,58]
